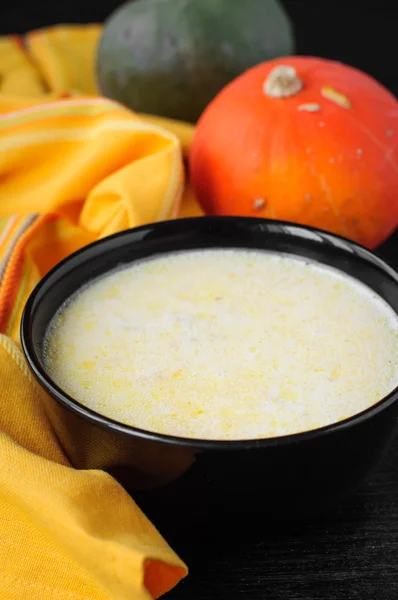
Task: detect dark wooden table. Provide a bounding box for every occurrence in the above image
[3,2,398,597]
[145,441,398,600]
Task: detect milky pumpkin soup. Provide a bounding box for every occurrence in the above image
[44,249,398,440]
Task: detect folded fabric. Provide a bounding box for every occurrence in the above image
[0,23,205,600]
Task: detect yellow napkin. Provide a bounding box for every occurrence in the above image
[0,24,205,600]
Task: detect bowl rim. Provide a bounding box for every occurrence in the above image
[21,216,398,451]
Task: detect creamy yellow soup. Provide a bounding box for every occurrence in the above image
[44,249,398,440]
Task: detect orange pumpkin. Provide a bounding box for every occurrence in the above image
[190,56,398,248]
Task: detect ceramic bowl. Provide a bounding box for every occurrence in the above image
[21,217,398,517]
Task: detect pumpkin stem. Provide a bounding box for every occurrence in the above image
[263,65,303,98]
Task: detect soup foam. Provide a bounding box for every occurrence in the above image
[44,249,398,440]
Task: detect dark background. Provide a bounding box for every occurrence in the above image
[1,0,398,96]
[2,1,398,599]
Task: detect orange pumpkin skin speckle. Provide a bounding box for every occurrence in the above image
[190,56,398,248]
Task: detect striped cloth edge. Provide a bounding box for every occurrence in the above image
[0,214,45,336]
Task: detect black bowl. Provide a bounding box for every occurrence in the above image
[21,217,398,518]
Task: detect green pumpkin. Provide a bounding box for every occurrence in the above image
[97,0,295,123]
